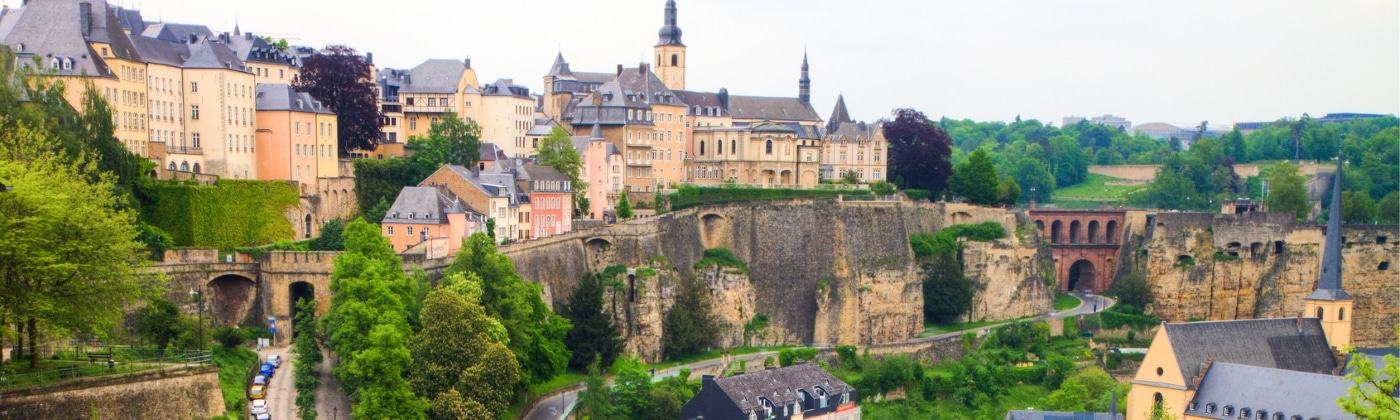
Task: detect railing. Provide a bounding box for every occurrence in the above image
[841,194,902,202]
[166,145,203,155]
[0,348,211,392]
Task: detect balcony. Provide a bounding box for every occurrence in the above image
[627,160,652,167]
[381,103,402,114]
[167,145,203,155]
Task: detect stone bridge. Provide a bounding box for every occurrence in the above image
[1028,209,1127,293]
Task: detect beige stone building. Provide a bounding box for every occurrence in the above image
[690,122,822,188]
[821,95,887,183]
[479,78,536,159]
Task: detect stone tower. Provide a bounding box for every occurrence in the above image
[799,52,811,104]
[654,0,686,90]
[1303,157,1353,349]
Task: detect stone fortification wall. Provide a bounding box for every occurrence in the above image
[1136,212,1398,347]
[0,367,222,420]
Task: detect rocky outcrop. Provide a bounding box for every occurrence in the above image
[1137,212,1398,347]
[962,227,1056,321]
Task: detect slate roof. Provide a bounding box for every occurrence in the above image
[673,90,730,117]
[382,186,468,225]
[400,59,467,94]
[479,143,507,162]
[127,33,189,67]
[112,6,145,34]
[1184,363,1351,420]
[0,0,130,78]
[826,120,878,141]
[438,165,525,206]
[225,32,299,66]
[546,52,573,78]
[711,363,852,414]
[527,118,562,136]
[828,94,852,129]
[573,71,615,84]
[182,39,244,70]
[255,83,331,114]
[1162,318,1338,388]
[482,78,530,98]
[1004,410,1122,420]
[141,22,213,43]
[726,95,820,122]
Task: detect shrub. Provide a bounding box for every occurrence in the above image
[778,347,819,367]
[693,248,749,273]
[212,327,247,349]
[836,345,859,369]
[904,189,932,201]
[668,185,869,210]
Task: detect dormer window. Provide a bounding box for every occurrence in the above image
[1240,408,1251,419]
[1224,406,1234,416]
[1206,403,1216,414]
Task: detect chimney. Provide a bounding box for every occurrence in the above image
[639,62,647,75]
[78,2,92,38]
[617,64,624,77]
[718,88,729,110]
[188,34,198,44]
[472,165,480,178]
[366,52,373,65]
[463,56,471,69]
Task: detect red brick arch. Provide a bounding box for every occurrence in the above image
[1029,209,1127,293]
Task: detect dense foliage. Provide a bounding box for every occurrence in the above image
[445,234,571,386]
[293,298,322,420]
[662,275,721,359]
[884,108,955,192]
[294,45,383,154]
[351,157,437,221]
[1110,271,1150,308]
[408,274,519,419]
[404,111,482,168]
[537,126,589,212]
[669,185,869,210]
[578,356,699,420]
[950,148,1001,205]
[693,248,749,274]
[138,179,299,249]
[320,219,427,419]
[561,272,625,371]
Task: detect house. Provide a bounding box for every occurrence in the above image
[1125,161,1366,420]
[254,83,339,192]
[821,95,886,183]
[681,363,859,420]
[380,185,485,254]
[515,165,573,238]
[421,164,528,243]
[574,123,623,219]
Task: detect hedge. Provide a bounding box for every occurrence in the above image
[140,179,299,250]
[910,222,1007,258]
[669,185,869,210]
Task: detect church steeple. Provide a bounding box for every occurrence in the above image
[1304,153,1353,348]
[654,0,686,90]
[828,93,851,131]
[798,52,811,104]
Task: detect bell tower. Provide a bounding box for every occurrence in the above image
[1304,153,1353,349]
[654,0,686,90]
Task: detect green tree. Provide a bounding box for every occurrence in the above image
[1012,158,1056,203]
[409,274,519,419]
[0,139,158,368]
[1147,400,1180,420]
[1266,162,1311,221]
[922,253,974,323]
[1378,192,1400,224]
[1338,326,1400,419]
[616,190,634,219]
[319,219,426,417]
[1111,271,1150,308]
[611,356,655,417]
[445,234,571,386]
[313,219,346,251]
[562,272,625,370]
[406,112,482,168]
[1000,176,1022,206]
[577,356,616,420]
[662,275,720,359]
[842,169,861,184]
[950,148,1000,205]
[293,298,322,420]
[134,298,185,351]
[1342,191,1378,224]
[1044,378,1089,411]
[536,126,589,212]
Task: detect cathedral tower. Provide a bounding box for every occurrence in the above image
[1304,155,1354,349]
[799,52,811,104]
[654,0,686,90]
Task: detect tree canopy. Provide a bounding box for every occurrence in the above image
[536,126,588,212]
[884,108,954,192]
[561,272,625,371]
[950,148,1000,205]
[1265,162,1310,221]
[295,45,383,154]
[409,274,519,419]
[404,111,482,168]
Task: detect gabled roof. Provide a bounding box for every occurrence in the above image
[479,143,507,162]
[400,59,467,94]
[383,186,470,225]
[1162,318,1338,388]
[1184,363,1350,420]
[140,22,212,43]
[111,6,145,34]
[225,31,299,66]
[0,0,128,78]
[727,95,820,122]
[826,120,878,141]
[126,32,189,67]
[482,78,530,98]
[517,165,570,183]
[615,66,678,105]
[182,38,244,70]
[255,83,331,114]
[711,364,852,413]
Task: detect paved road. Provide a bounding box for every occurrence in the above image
[257,347,295,420]
[523,293,1113,420]
[315,348,352,420]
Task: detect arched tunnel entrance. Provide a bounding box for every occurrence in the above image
[289,281,315,332]
[207,274,257,326]
[1068,260,1096,292]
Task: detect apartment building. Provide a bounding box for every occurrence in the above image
[254,84,338,192]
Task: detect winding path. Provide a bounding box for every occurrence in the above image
[521,292,1113,420]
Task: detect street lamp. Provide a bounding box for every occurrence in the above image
[189,289,204,350]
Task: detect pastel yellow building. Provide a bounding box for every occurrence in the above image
[129,35,192,173]
[690,122,822,188]
[821,95,887,182]
[479,79,536,159]
[182,39,258,179]
[225,29,302,86]
[389,58,480,141]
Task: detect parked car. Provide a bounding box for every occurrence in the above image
[259,363,276,378]
[267,354,282,368]
[253,375,267,386]
[254,414,271,420]
[250,399,268,415]
[249,385,266,399]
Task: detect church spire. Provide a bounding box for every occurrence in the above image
[1307,155,1352,301]
[828,93,851,130]
[798,52,811,104]
[656,0,684,47]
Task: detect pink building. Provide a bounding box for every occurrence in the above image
[381,185,485,254]
[516,165,574,238]
[575,123,623,219]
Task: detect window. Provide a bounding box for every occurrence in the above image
[191,105,200,119]
[1156,367,1164,376]
[1317,307,1324,319]
[295,122,300,135]
[1206,403,1216,414]
[1381,262,1391,271]
[765,140,773,154]
[699,142,705,155]
[191,82,198,92]
[1240,408,1252,419]
[1339,307,1345,321]
[410,117,417,130]
[387,226,394,235]
[406,227,413,236]
[192,133,201,148]
[1224,406,1234,416]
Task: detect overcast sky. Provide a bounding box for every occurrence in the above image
[21,0,1397,126]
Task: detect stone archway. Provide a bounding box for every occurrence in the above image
[206,274,257,326]
[700,213,728,249]
[288,281,315,330]
[585,237,613,268]
[1068,260,1096,292]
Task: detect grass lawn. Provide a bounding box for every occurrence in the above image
[1054,173,1146,200]
[1055,294,1081,311]
[211,346,258,418]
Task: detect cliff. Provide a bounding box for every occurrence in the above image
[1137,212,1398,347]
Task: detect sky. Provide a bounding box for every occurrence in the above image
[16,0,1397,126]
